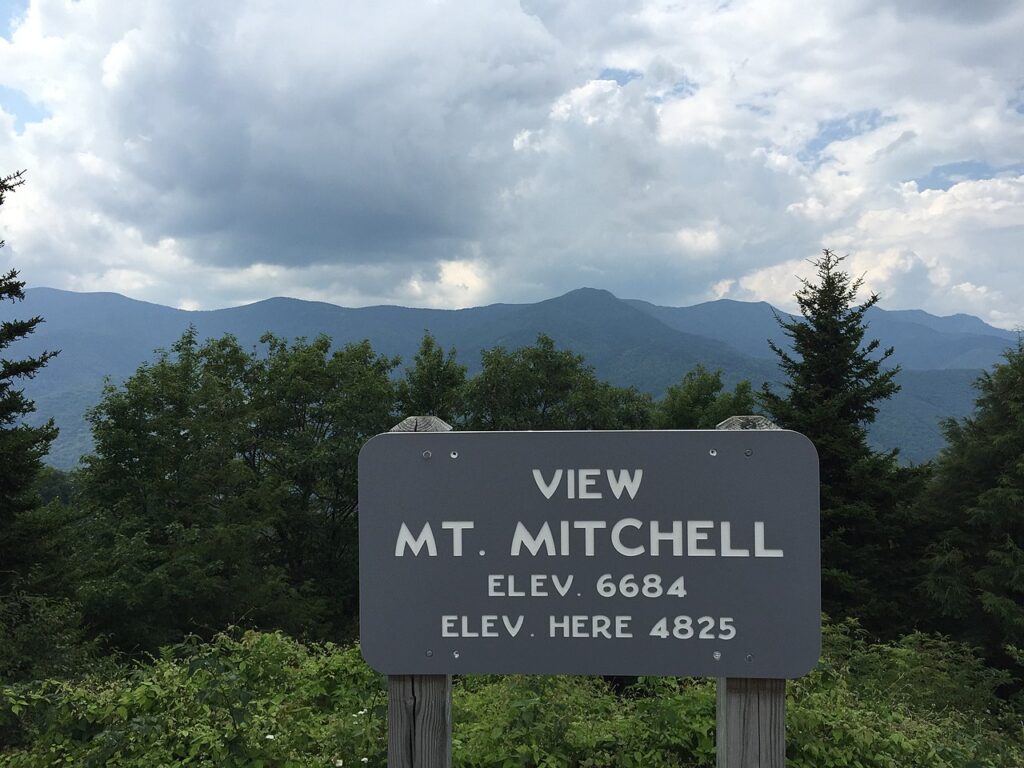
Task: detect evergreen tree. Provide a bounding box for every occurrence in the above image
[759,250,918,629]
[0,171,58,576]
[919,340,1024,673]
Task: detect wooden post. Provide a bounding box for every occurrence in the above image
[715,415,786,768]
[387,415,453,768]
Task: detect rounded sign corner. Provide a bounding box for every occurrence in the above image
[357,638,393,676]
[779,429,820,464]
[786,638,823,680]
[357,431,394,465]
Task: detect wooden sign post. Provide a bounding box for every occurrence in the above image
[386,416,453,768]
[715,415,786,768]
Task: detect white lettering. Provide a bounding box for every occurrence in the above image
[720,521,750,557]
[441,521,473,556]
[754,522,784,557]
[573,520,606,555]
[607,469,643,500]
[650,520,684,556]
[511,522,556,556]
[503,615,524,637]
[532,469,562,499]
[578,469,602,499]
[487,574,503,596]
[531,574,548,596]
[549,615,633,638]
[395,522,437,557]
[552,574,573,596]
[611,518,645,556]
[443,615,526,637]
[687,520,715,556]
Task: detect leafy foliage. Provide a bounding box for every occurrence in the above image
[396,332,466,423]
[0,631,387,766]
[1,623,1019,767]
[655,364,756,429]
[42,330,398,652]
[463,334,652,431]
[918,340,1024,676]
[0,591,99,684]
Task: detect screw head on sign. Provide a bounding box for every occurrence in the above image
[713,651,722,661]
[422,450,432,459]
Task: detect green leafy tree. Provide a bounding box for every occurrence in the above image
[64,330,305,651]
[396,332,466,423]
[656,365,756,429]
[758,250,920,629]
[918,340,1024,674]
[247,333,398,630]
[52,329,399,652]
[463,334,652,431]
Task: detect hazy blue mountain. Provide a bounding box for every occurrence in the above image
[2,286,1009,468]
[625,298,1016,371]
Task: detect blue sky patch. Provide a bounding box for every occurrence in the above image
[645,77,699,104]
[799,109,896,163]
[598,68,642,86]
[0,0,28,40]
[0,85,49,132]
[914,160,1024,191]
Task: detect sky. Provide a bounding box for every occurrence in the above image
[1,0,1022,326]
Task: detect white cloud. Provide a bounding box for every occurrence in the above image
[0,0,1021,328]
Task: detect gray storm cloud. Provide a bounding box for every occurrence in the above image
[0,0,1022,325]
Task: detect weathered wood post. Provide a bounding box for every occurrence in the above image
[386,415,453,768]
[715,415,786,768]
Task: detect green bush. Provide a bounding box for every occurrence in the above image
[0,631,386,767]
[2,623,1021,767]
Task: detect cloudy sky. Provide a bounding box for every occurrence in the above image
[1,0,1022,326]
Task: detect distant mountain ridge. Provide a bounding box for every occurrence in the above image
[2,286,1014,469]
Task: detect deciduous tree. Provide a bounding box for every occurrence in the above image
[656,365,756,429]
[463,334,652,430]
[395,332,466,423]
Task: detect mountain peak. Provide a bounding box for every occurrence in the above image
[557,287,619,302]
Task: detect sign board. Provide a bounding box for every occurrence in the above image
[358,430,820,678]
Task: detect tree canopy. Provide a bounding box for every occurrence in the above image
[918,339,1024,674]
[463,333,652,431]
[655,364,756,429]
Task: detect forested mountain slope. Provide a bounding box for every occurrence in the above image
[3,286,1014,467]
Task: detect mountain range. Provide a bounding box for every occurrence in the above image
[2,286,1017,469]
